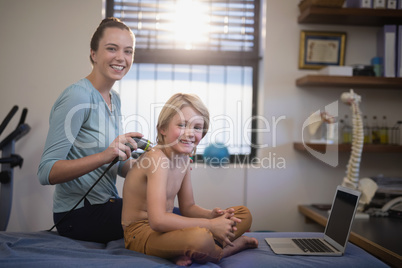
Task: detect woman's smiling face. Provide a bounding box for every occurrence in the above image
[90,27,134,82]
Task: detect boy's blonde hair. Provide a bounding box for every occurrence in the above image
[156,93,209,153]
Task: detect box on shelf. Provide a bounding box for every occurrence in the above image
[345,0,372,8]
[352,64,376,76]
[318,66,353,76]
[299,0,345,12]
[386,0,397,9]
[373,0,386,8]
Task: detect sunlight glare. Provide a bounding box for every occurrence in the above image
[172,0,209,50]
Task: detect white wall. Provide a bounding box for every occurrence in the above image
[0,0,401,233]
[191,1,402,233]
[245,1,402,232]
[0,0,103,231]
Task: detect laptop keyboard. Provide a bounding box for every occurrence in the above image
[292,238,334,253]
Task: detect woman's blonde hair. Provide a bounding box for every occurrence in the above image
[156,93,209,153]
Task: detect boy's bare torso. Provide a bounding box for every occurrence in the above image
[121,148,190,229]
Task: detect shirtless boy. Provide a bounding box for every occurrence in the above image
[122,93,258,265]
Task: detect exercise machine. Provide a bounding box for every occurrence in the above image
[0,106,30,231]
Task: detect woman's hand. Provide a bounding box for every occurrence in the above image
[102,132,143,164]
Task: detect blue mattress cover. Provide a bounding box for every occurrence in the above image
[0,231,388,267]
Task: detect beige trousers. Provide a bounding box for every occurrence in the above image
[124,206,252,264]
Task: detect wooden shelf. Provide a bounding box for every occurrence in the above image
[296,75,402,88]
[298,7,402,26]
[294,142,402,153]
[299,205,402,268]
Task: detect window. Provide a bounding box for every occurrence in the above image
[107,0,261,162]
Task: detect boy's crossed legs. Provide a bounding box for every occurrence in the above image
[124,206,258,265]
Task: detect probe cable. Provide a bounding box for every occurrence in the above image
[48,158,118,232]
[47,138,151,232]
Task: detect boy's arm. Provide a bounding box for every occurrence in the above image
[177,167,237,219]
[177,167,214,219]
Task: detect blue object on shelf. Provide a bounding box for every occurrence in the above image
[203,143,230,166]
[371,56,383,77]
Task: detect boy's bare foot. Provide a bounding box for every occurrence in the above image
[171,255,192,266]
[222,236,259,258]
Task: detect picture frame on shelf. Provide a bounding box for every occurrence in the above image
[299,31,347,70]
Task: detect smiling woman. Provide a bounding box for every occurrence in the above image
[37,17,144,243]
[88,27,134,91]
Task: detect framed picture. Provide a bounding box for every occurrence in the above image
[299,31,346,70]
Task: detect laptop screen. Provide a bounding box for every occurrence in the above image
[325,188,359,246]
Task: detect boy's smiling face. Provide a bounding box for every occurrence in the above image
[161,106,204,155]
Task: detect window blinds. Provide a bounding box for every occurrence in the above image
[107,0,259,54]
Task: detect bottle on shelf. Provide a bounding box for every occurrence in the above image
[380,115,388,144]
[342,115,352,144]
[339,119,344,142]
[371,116,380,144]
[363,115,371,144]
[390,121,401,145]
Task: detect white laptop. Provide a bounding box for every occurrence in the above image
[265,185,361,256]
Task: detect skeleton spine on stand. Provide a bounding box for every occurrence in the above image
[341,89,378,211]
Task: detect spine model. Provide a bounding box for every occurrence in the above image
[341,89,364,189]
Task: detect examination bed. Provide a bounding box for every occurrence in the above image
[0,230,388,267]
[0,107,389,267]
